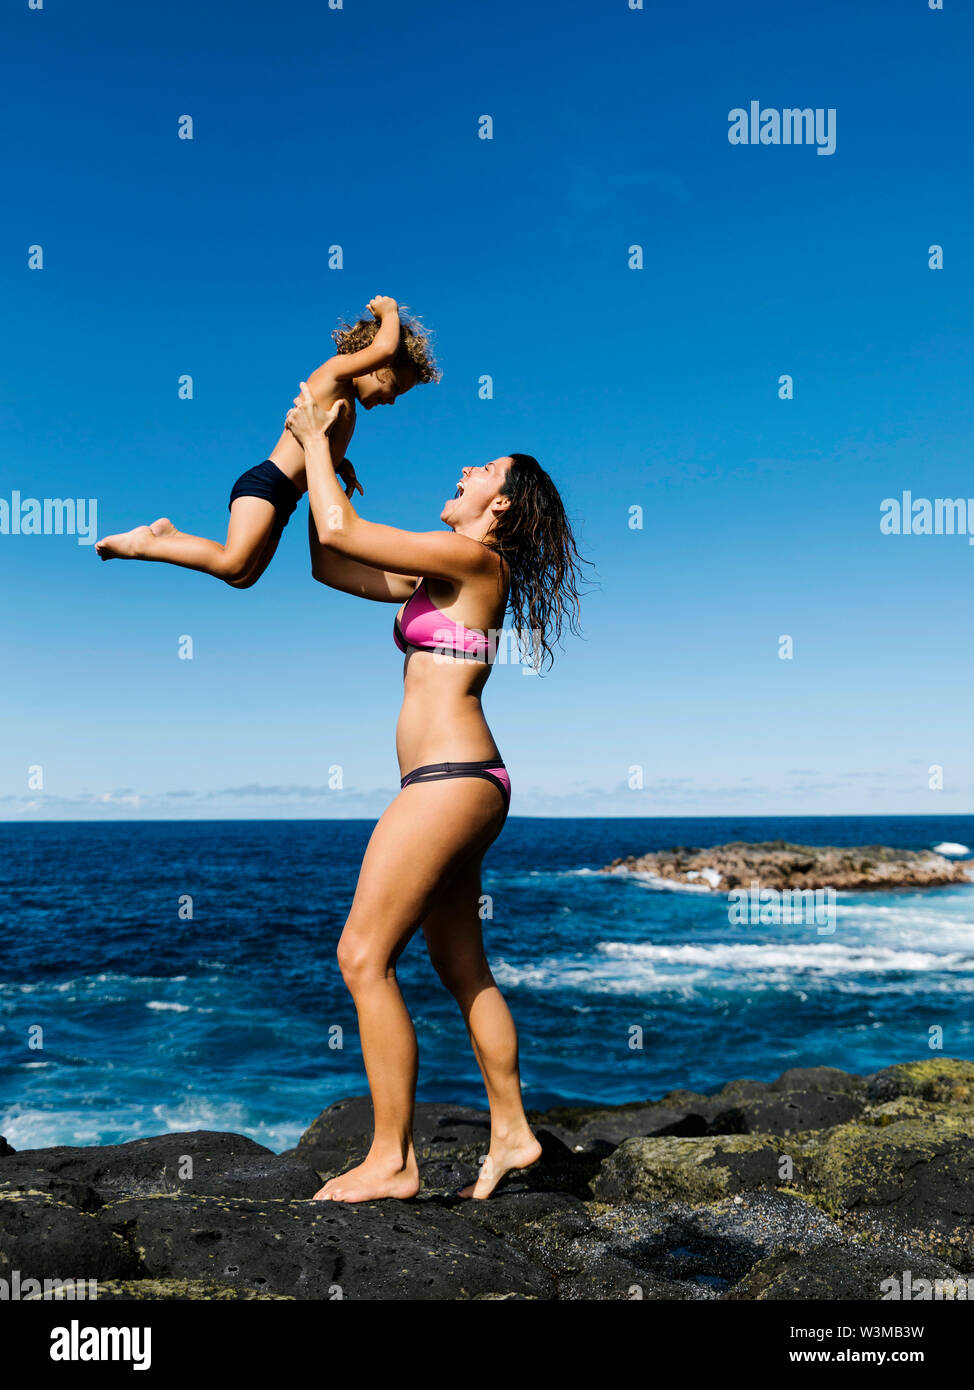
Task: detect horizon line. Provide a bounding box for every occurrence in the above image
[1,811,972,826]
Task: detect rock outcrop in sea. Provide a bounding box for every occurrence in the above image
[601,841,974,892]
[2,1058,973,1300]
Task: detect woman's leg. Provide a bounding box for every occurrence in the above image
[421,854,542,1199]
[315,776,507,1203]
[95,497,281,587]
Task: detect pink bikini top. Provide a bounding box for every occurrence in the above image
[394,578,491,664]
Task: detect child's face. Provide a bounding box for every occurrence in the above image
[355,366,418,409]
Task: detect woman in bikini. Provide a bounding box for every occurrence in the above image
[284,383,587,1202]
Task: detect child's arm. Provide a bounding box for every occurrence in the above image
[314,296,402,390]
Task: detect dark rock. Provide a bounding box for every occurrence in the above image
[6,1057,970,1301]
[864,1058,974,1106]
[190,1153,321,1201]
[4,1131,270,1192]
[772,1066,864,1093]
[0,1165,102,1212]
[96,1193,554,1301]
[454,1188,690,1300]
[0,1192,140,1283]
[804,1113,974,1269]
[723,1241,967,1301]
[294,1097,588,1201]
[554,1253,689,1301]
[602,841,970,891]
[590,1191,844,1294]
[419,1128,583,1201]
[25,1278,295,1301]
[592,1134,792,1205]
[529,1097,719,1152]
[294,1097,491,1175]
[709,1088,865,1137]
[531,1068,867,1150]
[0,1136,15,1157]
[1,1131,317,1201]
[715,1079,772,1102]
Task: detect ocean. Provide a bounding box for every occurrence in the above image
[2,815,972,1153]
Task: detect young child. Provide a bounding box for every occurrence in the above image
[95,296,440,587]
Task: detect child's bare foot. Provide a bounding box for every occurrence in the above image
[95,517,177,561]
[313,1153,420,1204]
[458,1130,543,1200]
[95,524,156,560]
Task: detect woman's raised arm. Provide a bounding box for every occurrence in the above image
[307,510,418,602]
[286,384,494,583]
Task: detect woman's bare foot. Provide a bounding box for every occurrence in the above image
[95,517,175,560]
[458,1130,543,1200]
[313,1152,420,1204]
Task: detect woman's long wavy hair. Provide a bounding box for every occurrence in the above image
[486,453,592,672]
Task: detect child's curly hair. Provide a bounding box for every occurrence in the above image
[332,306,441,384]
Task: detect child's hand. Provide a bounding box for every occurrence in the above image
[336,457,364,499]
[368,295,399,319]
[286,383,344,446]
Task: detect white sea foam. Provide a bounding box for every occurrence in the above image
[933,842,971,857]
[686,867,722,888]
[0,1099,304,1154]
[492,955,699,996]
[599,940,971,973]
[832,900,974,928]
[149,1099,302,1151]
[0,1105,110,1150]
[491,935,974,999]
[0,971,195,995]
[146,1001,190,1013]
[624,871,714,894]
[0,971,220,1003]
[565,867,713,892]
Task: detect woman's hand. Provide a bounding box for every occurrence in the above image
[286,385,360,495]
[285,382,345,448]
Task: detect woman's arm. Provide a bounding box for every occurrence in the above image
[286,386,495,582]
[307,511,418,602]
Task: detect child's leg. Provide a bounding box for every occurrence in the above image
[95,498,278,586]
[222,506,285,589]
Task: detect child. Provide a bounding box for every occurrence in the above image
[95,296,440,587]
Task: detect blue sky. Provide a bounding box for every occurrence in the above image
[2,0,971,819]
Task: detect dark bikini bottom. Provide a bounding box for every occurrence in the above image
[229,460,302,533]
[399,759,511,816]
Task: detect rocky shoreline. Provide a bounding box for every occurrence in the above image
[601,841,974,892]
[2,1058,973,1300]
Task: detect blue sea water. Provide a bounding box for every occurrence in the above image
[1,815,972,1153]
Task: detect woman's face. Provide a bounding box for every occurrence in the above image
[441,456,512,527]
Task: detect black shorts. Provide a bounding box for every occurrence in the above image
[229,460,302,533]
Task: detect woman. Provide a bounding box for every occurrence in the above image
[284,383,586,1202]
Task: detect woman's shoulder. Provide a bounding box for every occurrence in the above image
[485,547,510,598]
